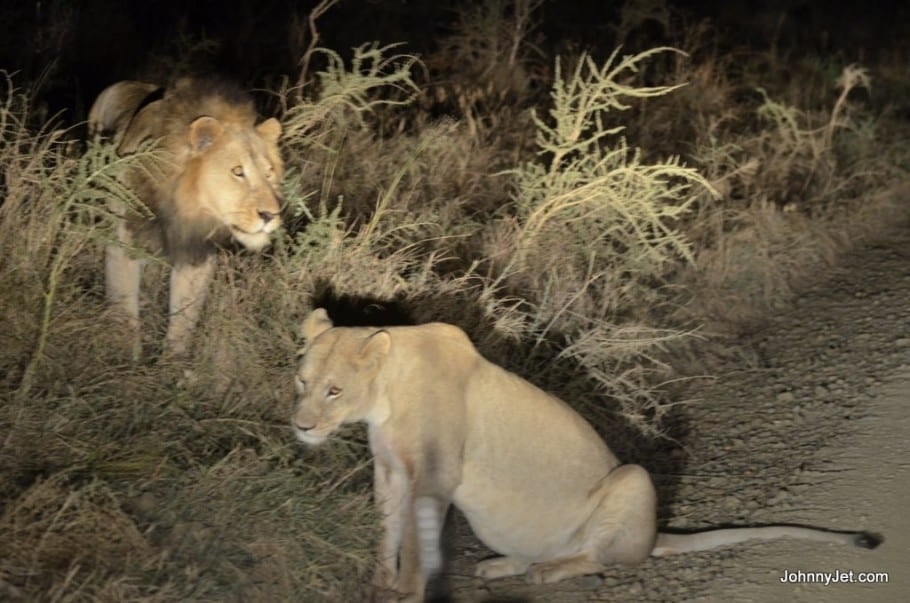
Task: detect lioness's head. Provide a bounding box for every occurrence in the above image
[292,309,391,446]
[175,113,284,252]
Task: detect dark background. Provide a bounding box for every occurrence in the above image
[1,0,905,124]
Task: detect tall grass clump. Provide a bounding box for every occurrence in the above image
[424,0,546,124]
[0,75,150,397]
[487,48,716,431]
[686,61,908,330]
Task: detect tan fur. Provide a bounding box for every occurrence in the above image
[89,78,283,358]
[293,309,881,601]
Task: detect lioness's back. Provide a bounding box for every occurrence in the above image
[384,322,615,467]
[460,355,617,476]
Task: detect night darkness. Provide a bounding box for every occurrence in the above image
[2,0,906,124]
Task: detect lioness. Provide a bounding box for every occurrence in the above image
[88,77,283,358]
[293,308,881,601]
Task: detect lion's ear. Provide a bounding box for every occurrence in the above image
[300,308,333,341]
[256,118,282,144]
[358,330,391,372]
[188,116,224,154]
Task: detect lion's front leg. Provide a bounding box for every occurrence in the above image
[165,256,215,357]
[105,229,143,361]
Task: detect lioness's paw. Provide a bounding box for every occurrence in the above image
[367,585,398,603]
[525,557,605,584]
[368,585,419,603]
[526,563,560,584]
[371,566,396,590]
[474,556,530,580]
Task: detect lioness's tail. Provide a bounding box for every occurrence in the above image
[651,526,882,557]
[88,81,161,136]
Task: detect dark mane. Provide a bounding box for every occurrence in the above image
[166,75,253,109]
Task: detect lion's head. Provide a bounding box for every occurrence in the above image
[94,77,285,263]
[173,112,284,253]
[292,309,391,446]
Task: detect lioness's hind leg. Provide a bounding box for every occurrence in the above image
[588,464,658,565]
[475,556,531,579]
[522,465,657,585]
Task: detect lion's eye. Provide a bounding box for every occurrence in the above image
[231,165,245,178]
[326,385,342,398]
[294,376,306,394]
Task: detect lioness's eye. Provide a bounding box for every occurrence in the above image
[231,165,245,178]
[294,376,306,394]
[326,386,342,398]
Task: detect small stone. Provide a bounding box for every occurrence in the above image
[574,575,603,589]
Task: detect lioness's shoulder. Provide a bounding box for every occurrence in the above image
[412,322,472,339]
[386,323,479,361]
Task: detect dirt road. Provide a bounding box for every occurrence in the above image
[445,224,910,602]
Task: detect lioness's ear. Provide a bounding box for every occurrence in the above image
[188,116,224,154]
[358,330,391,371]
[256,118,282,144]
[300,308,333,341]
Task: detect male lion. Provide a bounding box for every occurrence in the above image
[293,308,881,602]
[88,77,283,358]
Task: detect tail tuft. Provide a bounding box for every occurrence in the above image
[854,532,884,549]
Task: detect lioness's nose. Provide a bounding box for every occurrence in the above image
[258,210,277,223]
[293,419,314,432]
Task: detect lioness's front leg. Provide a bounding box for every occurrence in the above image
[394,487,426,600]
[165,257,215,357]
[372,457,428,602]
[373,458,403,591]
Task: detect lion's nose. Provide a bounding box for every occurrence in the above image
[258,210,277,223]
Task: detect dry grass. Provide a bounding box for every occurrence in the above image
[2,3,910,599]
